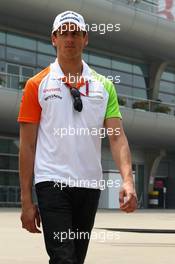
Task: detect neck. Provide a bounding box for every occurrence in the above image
[58,55,83,76]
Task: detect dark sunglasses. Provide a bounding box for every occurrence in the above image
[70,88,83,112]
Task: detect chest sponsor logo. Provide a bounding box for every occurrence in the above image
[44,94,62,101]
[43,88,61,93]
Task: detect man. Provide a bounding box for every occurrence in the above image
[18,10,137,264]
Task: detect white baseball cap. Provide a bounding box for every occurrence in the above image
[52,11,87,33]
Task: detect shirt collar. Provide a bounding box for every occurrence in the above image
[50,58,93,82]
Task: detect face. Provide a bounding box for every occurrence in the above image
[52,23,88,60]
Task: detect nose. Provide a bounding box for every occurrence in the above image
[66,32,75,40]
[64,33,75,46]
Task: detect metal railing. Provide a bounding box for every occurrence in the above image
[116,0,175,23]
[1,71,175,116]
[118,93,175,116]
[0,185,37,207]
[116,0,158,14]
[0,185,20,206]
[0,72,29,90]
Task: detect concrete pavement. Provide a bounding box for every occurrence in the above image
[1,208,175,264]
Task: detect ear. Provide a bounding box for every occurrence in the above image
[84,32,88,48]
[51,33,57,47]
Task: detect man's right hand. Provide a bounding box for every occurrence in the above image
[21,203,41,233]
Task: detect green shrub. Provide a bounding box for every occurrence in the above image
[0,77,5,86]
[154,105,171,114]
[132,101,149,111]
[118,97,126,106]
[19,80,27,89]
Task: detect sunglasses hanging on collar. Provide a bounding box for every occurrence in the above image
[64,80,89,112]
[70,87,83,112]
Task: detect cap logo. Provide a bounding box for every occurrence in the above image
[60,16,80,23]
[52,11,86,33]
[61,11,79,18]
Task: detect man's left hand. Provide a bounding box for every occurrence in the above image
[119,181,137,213]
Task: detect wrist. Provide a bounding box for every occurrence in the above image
[21,200,34,210]
[21,193,33,205]
[123,177,134,184]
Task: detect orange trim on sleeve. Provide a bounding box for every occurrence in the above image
[17,67,50,123]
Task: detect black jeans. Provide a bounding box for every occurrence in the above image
[35,181,101,264]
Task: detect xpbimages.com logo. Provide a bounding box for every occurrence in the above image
[53,229,120,243]
[59,22,121,35]
[53,177,121,190]
[53,127,121,139]
[59,73,121,85]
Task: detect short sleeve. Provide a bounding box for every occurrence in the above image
[105,82,122,119]
[17,79,42,123]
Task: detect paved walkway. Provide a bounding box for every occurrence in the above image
[1,208,175,264]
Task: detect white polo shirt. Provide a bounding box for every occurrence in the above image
[18,59,122,189]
